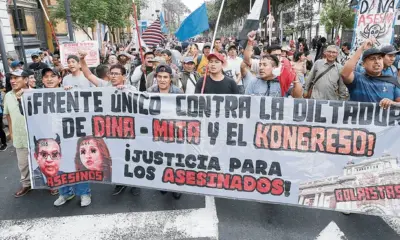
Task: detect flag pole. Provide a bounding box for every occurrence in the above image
[38,0,60,49]
[201,0,226,94]
[133,2,145,65]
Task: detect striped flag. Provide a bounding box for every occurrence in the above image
[142,19,165,47]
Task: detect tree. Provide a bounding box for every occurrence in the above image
[162,0,190,32]
[51,0,148,41]
[320,0,355,40]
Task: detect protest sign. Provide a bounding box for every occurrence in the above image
[60,41,100,67]
[23,88,400,217]
[352,0,399,50]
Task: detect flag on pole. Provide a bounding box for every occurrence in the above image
[159,12,169,34]
[175,3,209,42]
[238,0,269,47]
[142,19,165,47]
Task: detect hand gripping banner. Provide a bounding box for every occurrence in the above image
[23,88,400,217]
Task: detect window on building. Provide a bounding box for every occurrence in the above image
[12,8,27,31]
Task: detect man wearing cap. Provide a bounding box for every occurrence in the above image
[145,56,168,89]
[341,39,400,108]
[4,69,31,197]
[380,45,400,78]
[179,57,200,94]
[29,52,48,71]
[5,60,24,92]
[305,45,348,101]
[195,43,211,76]
[148,64,183,94]
[130,51,155,91]
[195,52,239,94]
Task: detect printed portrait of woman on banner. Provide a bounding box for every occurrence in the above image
[74,136,112,182]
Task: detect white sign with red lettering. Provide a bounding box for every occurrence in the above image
[60,41,100,67]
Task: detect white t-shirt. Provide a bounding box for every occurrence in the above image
[227,57,243,85]
[185,73,197,94]
[62,72,93,88]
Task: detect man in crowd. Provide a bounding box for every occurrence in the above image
[341,39,400,108]
[161,49,179,74]
[148,64,183,94]
[339,42,351,66]
[62,55,93,88]
[196,42,211,76]
[195,52,239,94]
[52,54,68,78]
[130,51,155,91]
[214,38,223,52]
[40,67,92,206]
[4,69,31,197]
[226,45,243,89]
[145,57,168,89]
[305,45,348,101]
[29,52,48,71]
[179,57,200,94]
[380,45,399,78]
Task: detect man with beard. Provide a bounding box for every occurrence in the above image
[130,51,155,91]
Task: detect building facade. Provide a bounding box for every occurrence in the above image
[0,0,15,55]
[299,155,400,216]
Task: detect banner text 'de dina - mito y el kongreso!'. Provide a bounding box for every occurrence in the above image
[23,88,400,217]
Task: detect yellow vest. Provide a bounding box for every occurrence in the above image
[196,55,208,76]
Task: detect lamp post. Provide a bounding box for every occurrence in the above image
[12,0,27,64]
[64,0,74,41]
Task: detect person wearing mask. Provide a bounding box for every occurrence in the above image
[39,68,91,206]
[305,45,348,101]
[341,39,400,107]
[195,52,239,94]
[179,57,200,94]
[339,42,351,66]
[62,55,93,88]
[130,52,155,91]
[195,43,211,76]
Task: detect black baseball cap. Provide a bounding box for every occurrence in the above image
[156,64,172,75]
[380,45,400,55]
[362,48,385,61]
[42,68,61,77]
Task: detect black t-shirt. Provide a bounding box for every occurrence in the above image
[195,76,239,94]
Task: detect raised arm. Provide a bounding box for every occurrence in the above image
[78,50,101,87]
[341,39,374,84]
[244,31,256,67]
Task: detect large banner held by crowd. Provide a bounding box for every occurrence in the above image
[352,0,399,50]
[23,88,400,217]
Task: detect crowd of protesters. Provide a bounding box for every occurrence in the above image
[0,30,399,208]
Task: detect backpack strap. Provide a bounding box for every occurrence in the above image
[364,74,400,88]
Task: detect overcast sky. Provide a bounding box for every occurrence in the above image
[183,0,206,12]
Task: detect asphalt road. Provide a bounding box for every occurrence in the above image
[0,146,399,240]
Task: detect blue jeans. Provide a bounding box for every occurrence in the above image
[59,183,91,197]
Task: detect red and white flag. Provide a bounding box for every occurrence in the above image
[142,19,165,47]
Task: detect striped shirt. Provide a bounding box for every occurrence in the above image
[346,72,400,102]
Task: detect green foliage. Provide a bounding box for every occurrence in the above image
[320,0,355,36]
[51,0,148,33]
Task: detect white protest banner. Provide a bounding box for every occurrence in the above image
[60,41,100,67]
[352,0,399,50]
[23,88,400,217]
